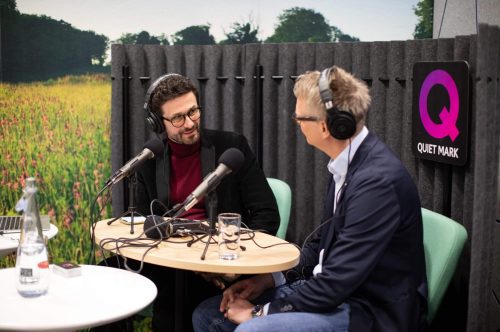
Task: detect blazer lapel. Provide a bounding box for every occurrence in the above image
[155,141,169,207]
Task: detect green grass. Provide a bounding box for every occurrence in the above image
[0,75,155,331]
[0,74,112,267]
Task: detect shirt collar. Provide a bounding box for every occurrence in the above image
[167,138,201,157]
[327,126,369,179]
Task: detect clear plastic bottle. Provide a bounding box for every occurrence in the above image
[15,177,50,297]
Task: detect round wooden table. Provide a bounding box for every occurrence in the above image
[93,219,300,274]
[93,218,300,332]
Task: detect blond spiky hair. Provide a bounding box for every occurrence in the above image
[293,66,371,131]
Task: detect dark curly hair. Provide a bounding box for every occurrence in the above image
[150,75,198,114]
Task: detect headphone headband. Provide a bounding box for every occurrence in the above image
[318,67,356,140]
[143,73,183,113]
[144,73,183,134]
[318,68,334,110]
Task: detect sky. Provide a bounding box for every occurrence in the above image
[16,0,420,43]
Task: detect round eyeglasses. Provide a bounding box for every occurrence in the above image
[162,106,202,128]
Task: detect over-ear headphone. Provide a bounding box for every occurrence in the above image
[318,67,356,140]
[144,73,183,134]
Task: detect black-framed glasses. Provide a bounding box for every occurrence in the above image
[162,106,202,128]
[292,113,320,125]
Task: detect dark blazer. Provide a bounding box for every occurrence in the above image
[269,133,428,332]
[136,128,279,235]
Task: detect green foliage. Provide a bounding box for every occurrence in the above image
[266,7,332,43]
[331,26,360,42]
[136,31,160,44]
[0,0,17,11]
[1,9,109,82]
[0,75,112,268]
[220,22,260,45]
[413,0,434,39]
[266,7,359,43]
[172,25,216,45]
[114,32,136,44]
[114,30,169,45]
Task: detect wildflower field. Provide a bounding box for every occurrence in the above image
[0,74,112,268]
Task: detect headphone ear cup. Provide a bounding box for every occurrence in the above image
[146,110,165,134]
[326,108,356,140]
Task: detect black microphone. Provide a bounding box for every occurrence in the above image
[143,215,207,239]
[105,138,164,187]
[172,148,245,217]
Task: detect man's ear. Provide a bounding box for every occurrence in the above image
[320,121,331,138]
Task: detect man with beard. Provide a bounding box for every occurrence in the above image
[97,73,279,332]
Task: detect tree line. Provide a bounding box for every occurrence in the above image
[0,0,108,82]
[0,0,432,83]
[120,8,360,46]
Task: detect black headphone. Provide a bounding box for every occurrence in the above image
[318,67,356,140]
[144,73,183,134]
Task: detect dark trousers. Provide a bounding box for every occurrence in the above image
[92,256,221,332]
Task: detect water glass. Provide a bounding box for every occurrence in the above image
[218,213,241,260]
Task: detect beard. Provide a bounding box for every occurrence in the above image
[168,121,200,145]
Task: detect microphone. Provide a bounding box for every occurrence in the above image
[173,148,245,217]
[105,138,164,187]
[143,215,208,239]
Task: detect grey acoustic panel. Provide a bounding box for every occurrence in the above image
[110,25,500,331]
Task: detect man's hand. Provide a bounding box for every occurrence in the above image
[219,273,274,313]
[225,297,254,324]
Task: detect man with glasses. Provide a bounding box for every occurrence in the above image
[132,74,278,331]
[192,66,427,332]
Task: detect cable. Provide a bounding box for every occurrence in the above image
[437,0,448,39]
[475,0,479,35]
[87,185,110,265]
[147,198,180,218]
[98,228,163,273]
[300,216,334,252]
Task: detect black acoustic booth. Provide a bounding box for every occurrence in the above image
[110,24,500,331]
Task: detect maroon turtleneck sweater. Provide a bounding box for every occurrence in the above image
[168,139,206,220]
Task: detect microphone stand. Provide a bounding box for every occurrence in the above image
[187,191,218,260]
[107,172,145,234]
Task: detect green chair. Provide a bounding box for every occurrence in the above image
[421,208,468,323]
[267,178,292,240]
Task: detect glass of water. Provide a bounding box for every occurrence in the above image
[218,213,241,260]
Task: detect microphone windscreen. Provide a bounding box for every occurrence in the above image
[143,215,168,239]
[218,148,245,173]
[143,138,164,158]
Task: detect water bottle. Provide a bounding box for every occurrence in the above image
[15,177,50,297]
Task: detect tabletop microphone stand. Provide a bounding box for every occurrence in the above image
[186,191,218,260]
[106,172,145,234]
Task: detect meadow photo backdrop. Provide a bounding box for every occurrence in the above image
[0,74,111,268]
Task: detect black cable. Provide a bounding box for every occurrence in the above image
[98,215,215,273]
[437,0,448,38]
[147,198,179,218]
[87,185,110,265]
[98,230,163,273]
[475,0,479,35]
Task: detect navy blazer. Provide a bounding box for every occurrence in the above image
[269,133,428,332]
